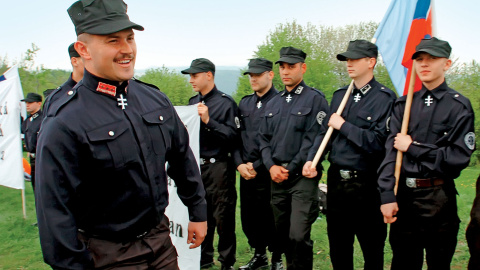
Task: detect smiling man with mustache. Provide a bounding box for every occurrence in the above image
[35,1,207,269]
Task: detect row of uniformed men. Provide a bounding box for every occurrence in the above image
[31,0,478,269]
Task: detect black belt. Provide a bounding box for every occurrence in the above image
[405,177,444,188]
[200,157,227,165]
[78,228,151,242]
[338,169,365,180]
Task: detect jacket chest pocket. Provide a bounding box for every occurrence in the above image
[239,111,250,131]
[290,106,312,131]
[264,107,280,129]
[142,108,173,155]
[355,110,378,129]
[431,123,453,142]
[87,121,138,169]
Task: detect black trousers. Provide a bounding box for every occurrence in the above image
[240,165,279,253]
[467,174,480,270]
[30,156,36,192]
[326,165,387,270]
[78,216,178,270]
[271,174,319,270]
[467,222,480,270]
[200,160,237,266]
[390,182,459,270]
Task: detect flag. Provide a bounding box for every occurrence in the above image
[165,104,201,270]
[373,0,434,96]
[0,65,26,189]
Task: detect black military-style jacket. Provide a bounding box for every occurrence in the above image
[378,81,475,204]
[188,86,239,159]
[259,80,329,174]
[36,70,207,269]
[43,73,77,115]
[21,109,43,153]
[308,78,397,172]
[233,86,278,170]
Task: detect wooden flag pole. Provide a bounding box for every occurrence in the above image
[311,80,354,168]
[393,64,417,195]
[22,189,27,219]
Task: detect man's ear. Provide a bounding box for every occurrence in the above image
[74,41,91,60]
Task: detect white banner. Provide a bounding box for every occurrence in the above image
[166,104,201,270]
[0,65,26,189]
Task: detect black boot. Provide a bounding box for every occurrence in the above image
[270,259,284,270]
[221,264,235,270]
[239,253,268,270]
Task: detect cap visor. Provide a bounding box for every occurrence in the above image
[275,57,304,64]
[411,49,445,60]
[85,20,144,35]
[336,51,367,61]
[181,67,208,74]
[243,67,269,75]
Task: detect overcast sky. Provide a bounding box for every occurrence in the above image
[1,0,478,71]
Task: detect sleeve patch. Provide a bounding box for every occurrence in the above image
[317,111,327,125]
[465,132,475,150]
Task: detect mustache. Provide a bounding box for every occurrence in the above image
[114,54,135,61]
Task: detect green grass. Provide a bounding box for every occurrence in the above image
[1,166,478,269]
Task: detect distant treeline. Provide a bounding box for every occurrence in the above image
[2,21,479,164]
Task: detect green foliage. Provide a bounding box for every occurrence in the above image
[447,60,480,165]
[233,21,396,102]
[232,68,251,103]
[137,66,194,106]
[1,44,70,99]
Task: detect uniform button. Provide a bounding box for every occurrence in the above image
[108,131,114,136]
[67,91,74,95]
[444,132,448,135]
[269,113,273,116]
[455,94,459,98]
[159,116,164,121]
[367,116,372,120]
[298,112,302,115]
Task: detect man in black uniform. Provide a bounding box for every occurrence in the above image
[467,174,480,269]
[43,42,84,115]
[20,92,43,192]
[303,40,396,269]
[378,37,475,269]
[234,58,282,270]
[258,47,329,270]
[183,58,239,270]
[35,1,207,269]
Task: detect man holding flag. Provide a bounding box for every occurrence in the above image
[377,37,475,269]
[303,40,396,269]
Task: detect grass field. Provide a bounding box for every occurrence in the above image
[0,166,478,269]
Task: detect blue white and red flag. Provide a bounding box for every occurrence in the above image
[374,0,434,96]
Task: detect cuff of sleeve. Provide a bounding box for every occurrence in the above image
[406,143,421,158]
[264,159,275,171]
[205,119,219,130]
[286,161,298,172]
[380,191,397,205]
[188,202,208,222]
[339,121,353,136]
[252,159,263,171]
[233,155,243,168]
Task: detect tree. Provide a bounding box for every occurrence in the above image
[447,60,480,165]
[233,21,396,101]
[1,44,70,97]
[137,66,194,106]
